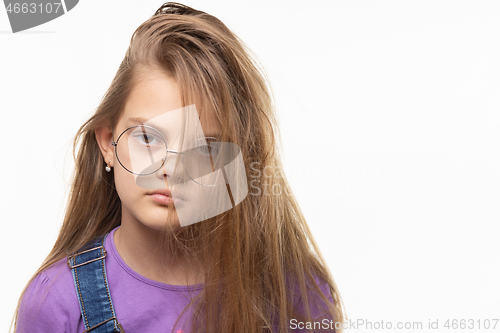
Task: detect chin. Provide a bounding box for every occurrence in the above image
[142,211,181,232]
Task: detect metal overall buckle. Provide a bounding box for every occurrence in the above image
[67,245,107,269]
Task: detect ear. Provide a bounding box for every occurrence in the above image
[95,125,115,168]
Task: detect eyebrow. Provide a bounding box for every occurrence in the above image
[127,116,149,125]
[126,117,223,140]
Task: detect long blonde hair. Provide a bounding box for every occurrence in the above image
[12,3,344,332]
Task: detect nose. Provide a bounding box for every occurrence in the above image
[156,153,186,184]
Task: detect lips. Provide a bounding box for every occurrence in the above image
[147,189,184,205]
[148,189,172,196]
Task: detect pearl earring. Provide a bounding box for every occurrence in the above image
[105,160,111,173]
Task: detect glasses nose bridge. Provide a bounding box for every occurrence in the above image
[163,148,184,164]
[156,149,187,179]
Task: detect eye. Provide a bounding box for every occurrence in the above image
[134,133,162,146]
[196,142,220,156]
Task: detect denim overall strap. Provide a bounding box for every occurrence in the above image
[67,233,124,333]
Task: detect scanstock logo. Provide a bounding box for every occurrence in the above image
[3,0,79,33]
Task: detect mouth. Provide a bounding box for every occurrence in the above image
[147,189,185,205]
[148,189,172,196]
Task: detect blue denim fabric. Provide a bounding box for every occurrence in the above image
[67,233,124,333]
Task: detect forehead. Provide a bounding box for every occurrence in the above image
[120,67,220,135]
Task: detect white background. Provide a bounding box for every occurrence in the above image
[1,1,499,332]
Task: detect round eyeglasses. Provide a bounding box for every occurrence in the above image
[111,124,233,186]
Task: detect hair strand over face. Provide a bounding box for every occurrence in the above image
[12,3,345,333]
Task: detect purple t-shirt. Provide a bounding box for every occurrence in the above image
[17,227,334,332]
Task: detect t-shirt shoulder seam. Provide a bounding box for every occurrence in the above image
[40,269,72,315]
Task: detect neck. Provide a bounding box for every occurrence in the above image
[114,210,204,286]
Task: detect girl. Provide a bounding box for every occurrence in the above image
[12,3,344,332]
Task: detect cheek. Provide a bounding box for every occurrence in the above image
[114,166,140,202]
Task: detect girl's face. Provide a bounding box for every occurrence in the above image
[96,67,222,231]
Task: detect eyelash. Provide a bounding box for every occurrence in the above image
[196,143,220,156]
[134,133,162,146]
